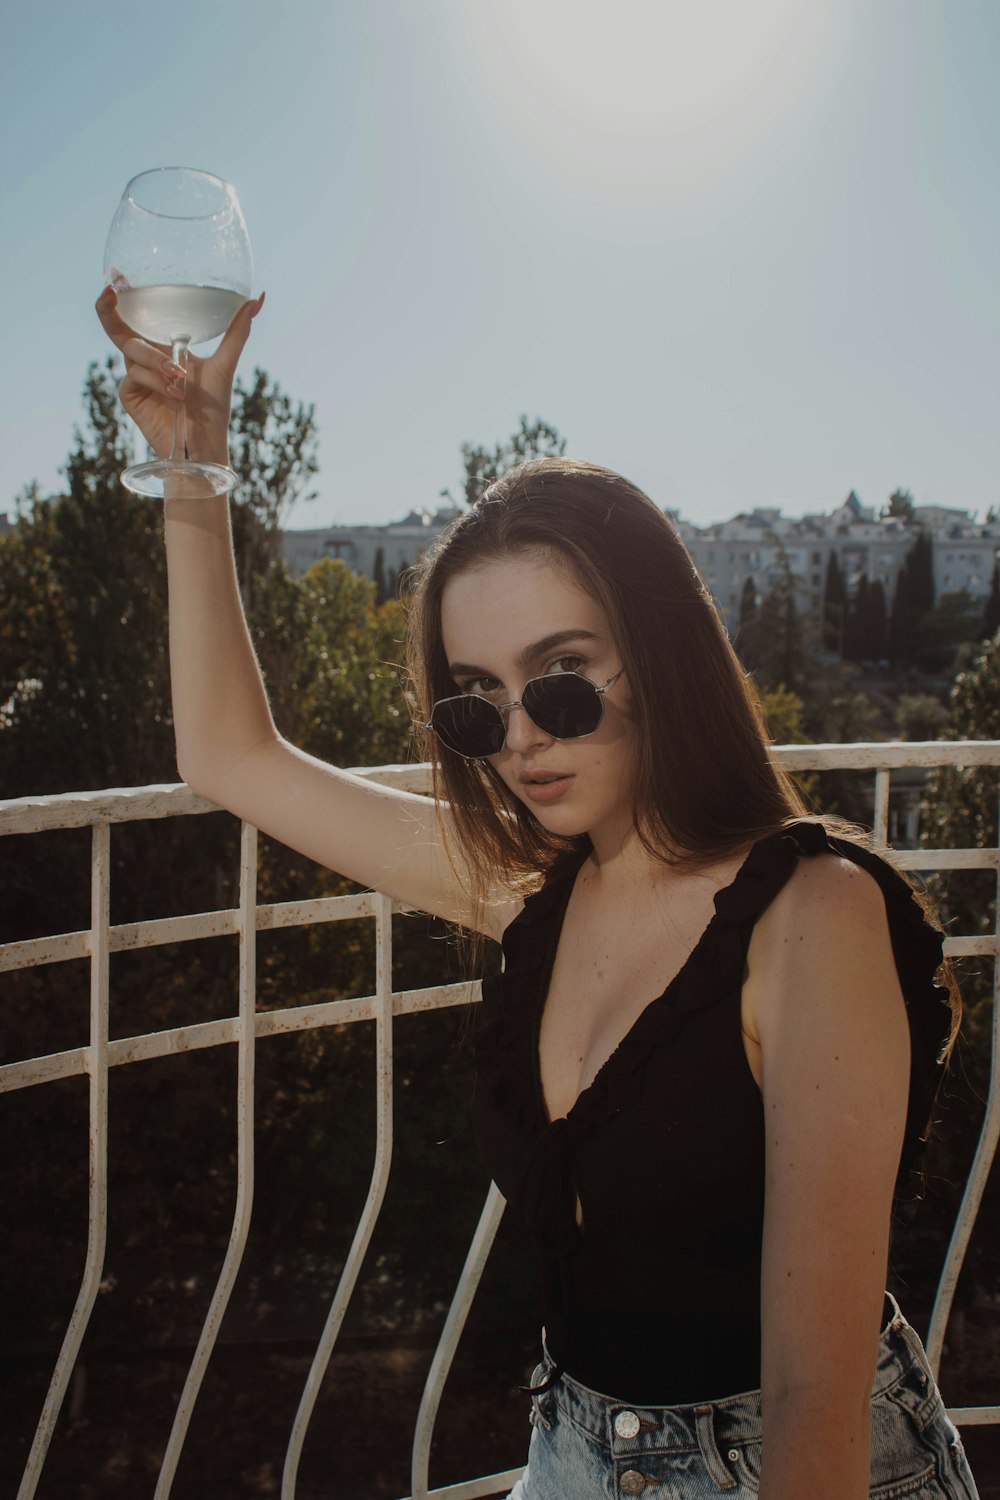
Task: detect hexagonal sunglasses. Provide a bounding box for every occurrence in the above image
[425,668,625,760]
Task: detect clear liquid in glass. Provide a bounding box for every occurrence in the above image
[115,284,248,346]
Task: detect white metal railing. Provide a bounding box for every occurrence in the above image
[2,742,999,1500]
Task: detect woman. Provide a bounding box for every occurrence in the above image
[97,287,978,1499]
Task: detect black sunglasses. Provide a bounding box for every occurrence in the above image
[425,669,625,760]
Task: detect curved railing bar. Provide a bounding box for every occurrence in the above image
[282,889,396,1499]
[410,1182,510,1500]
[153,821,259,1499]
[17,822,112,1500]
[925,788,1000,1381]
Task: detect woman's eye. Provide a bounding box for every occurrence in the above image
[548,655,584,675]
[463,675,502,698]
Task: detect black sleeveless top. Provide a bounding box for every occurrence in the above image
[471,821,953,1405]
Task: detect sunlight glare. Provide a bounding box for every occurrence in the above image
[465,0,844,209]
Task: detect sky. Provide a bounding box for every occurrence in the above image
[2,0,998,533]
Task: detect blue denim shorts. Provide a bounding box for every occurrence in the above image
[507,1294,979,1499]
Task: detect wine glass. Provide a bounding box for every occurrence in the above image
[103,167,254,498]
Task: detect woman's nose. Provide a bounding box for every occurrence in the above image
[503,702,552,752]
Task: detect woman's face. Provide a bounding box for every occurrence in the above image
[439,550,636,853]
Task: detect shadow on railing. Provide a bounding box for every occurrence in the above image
[2,742,999,1500]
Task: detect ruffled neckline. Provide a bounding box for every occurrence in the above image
[478,819,948,1141]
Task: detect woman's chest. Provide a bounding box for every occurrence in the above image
[537,904,762,1125]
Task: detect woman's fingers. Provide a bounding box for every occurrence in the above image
[212,291,265,380]
[95,285,137,351]
[118,334,188,382]
[121,362,186,403]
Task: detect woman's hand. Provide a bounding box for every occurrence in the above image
[95,287,265,466]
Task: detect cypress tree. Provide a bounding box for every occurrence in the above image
[739,576,758,631]
[981,562,1000,640]
[868,579,888,660]
[373,546,387,607]
[822,551,846,654]
[845,574,868,661]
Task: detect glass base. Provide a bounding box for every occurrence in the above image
[121,458,237,499]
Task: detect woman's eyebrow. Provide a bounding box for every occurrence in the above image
[448,629,600,679]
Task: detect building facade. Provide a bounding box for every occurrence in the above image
[282,493,1000,625]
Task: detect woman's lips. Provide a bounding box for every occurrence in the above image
[520,774,574,804]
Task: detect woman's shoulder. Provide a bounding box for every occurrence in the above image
[761,838,888,930]
[741,818,948,1030]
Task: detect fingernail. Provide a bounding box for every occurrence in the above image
[162,359,187,378]
[98,285,113,304]
[250,291,266,316]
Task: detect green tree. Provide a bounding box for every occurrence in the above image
[822,550,846,655]
[442,415,567,509]
[890,531,935,666]
[756,682,819,806]
[228,366,319,609]
[847,575,889,664]
[896,693,948,742]
[844,574,868,662]
[980,562,1000,639]
[0,360,171,800]
[867,579,888,660]
[884,487,915,523]
[918,639,1000,1296]
[921,637,1000,875]
[751,546,806,692]
[912,590,982,673]
[738,575,758,633]
[372,545,387,607]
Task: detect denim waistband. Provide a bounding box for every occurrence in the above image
[533,1290,935,1454]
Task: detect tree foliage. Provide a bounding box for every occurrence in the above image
[981,562,1000,640]
[844,574,888,663]
[822,550,846,654]
[884,487,915,523]
[442,415,567,509]
[733,544,807,692]
[228,366,319,608]
[890,531,936,666]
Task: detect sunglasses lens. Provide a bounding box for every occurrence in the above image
[523,674,603,739]
[430,696,505,758]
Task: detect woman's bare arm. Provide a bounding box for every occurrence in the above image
[744,854,910,1500]
[96,288,518,938]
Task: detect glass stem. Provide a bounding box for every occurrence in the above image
[169,338,192,463]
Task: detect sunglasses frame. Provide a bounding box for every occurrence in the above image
[425,668,625,760]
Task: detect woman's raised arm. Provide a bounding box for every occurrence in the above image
[96,288,514,938]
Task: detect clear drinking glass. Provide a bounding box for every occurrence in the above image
[103,167,254,498]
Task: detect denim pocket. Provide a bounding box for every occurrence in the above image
[725,1437,943,1499]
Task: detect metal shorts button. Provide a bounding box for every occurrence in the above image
[620,1472,646,1495]
[614,1409,641,1439]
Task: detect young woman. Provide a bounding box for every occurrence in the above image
[97,288,979,1500]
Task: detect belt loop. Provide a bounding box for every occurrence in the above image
[518,1361,564,1396]
[694,1405,738,1491]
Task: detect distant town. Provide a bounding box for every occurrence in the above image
[280,491,1000,626]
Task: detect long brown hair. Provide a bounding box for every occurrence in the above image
[406,458,810,893]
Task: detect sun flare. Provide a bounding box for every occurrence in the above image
[464,0,845,205]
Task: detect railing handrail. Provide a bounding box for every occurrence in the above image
[1,739,998,835]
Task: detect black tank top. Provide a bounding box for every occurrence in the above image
[471,821,952,1405]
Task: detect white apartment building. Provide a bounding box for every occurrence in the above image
[684,493,1000,628]
[282,493,1000,625]
[281,504,462,585]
